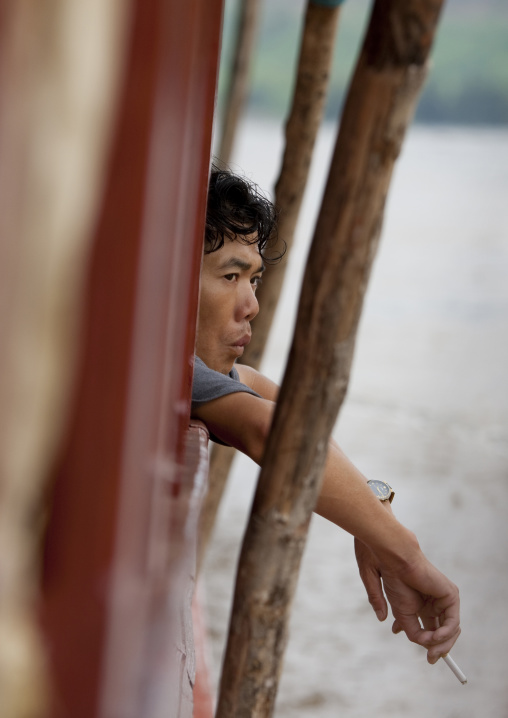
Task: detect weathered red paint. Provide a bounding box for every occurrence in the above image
[192,587,216,717]
[40,0,223,715]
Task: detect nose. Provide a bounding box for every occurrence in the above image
[237,283,259,322]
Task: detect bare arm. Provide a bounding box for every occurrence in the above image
[193,390,274,464]
[194,390,401,547]
[192,369,461,662]
[236,363,279,401]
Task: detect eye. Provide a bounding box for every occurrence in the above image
[224,273,238,282]
[251,275,263,289]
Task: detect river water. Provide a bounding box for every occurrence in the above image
[201,120,508,717]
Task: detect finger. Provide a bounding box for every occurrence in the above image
[426,626,462,664]
[360,566,388,621]
[422,604,462,651]
[392,620,403,634]
[392,617,461,662]
[355,540,389,621]
[393,612,434,647]
[427,588,461,638]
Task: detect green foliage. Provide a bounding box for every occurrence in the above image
[417,13,508,123]
[218,0,508,125]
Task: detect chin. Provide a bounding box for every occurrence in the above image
[209,354,235,375]
[222,353,238,374]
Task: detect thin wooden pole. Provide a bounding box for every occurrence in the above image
[217,0,262,165]
[198,0,342,574]
[197,444,235,573]
[244,0,343,367]
[216,1,445,715]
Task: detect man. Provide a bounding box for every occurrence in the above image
[192,166,461,664]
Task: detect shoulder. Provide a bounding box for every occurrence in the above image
[192,368,275,464]
[236,364,279,402]
[191,356,260,411]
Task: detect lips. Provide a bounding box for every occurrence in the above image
[231,333,251,356]
[234,334,251,348]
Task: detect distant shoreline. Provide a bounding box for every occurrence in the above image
[231,112,508,130]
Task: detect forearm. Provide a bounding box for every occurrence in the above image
[198,384,420,568]
[315,441,421,570]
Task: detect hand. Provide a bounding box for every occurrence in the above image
[355,537,461,663]
[379,551,461,664]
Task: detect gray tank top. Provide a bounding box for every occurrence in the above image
[191,357,261,444]
[191,356,260,409]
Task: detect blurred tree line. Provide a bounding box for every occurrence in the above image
[219,0,508,125]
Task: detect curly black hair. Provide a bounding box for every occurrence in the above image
[205,165,284,263]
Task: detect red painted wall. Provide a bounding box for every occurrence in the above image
[41,1,222,715]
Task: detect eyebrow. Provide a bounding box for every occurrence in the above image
[217,257,265,274]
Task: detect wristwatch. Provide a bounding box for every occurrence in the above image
[367,479,395,503]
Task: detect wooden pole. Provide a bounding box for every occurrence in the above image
[198,0,342,574]
[197,444,235,573]
[216,1,445,715]
[244,0,343,368]
[217,0,262,165]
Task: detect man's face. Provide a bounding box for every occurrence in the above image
[196,238,264,374]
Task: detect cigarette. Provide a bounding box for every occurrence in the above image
[442,654,467,684]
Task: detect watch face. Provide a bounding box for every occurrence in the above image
[367,480,392,500]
